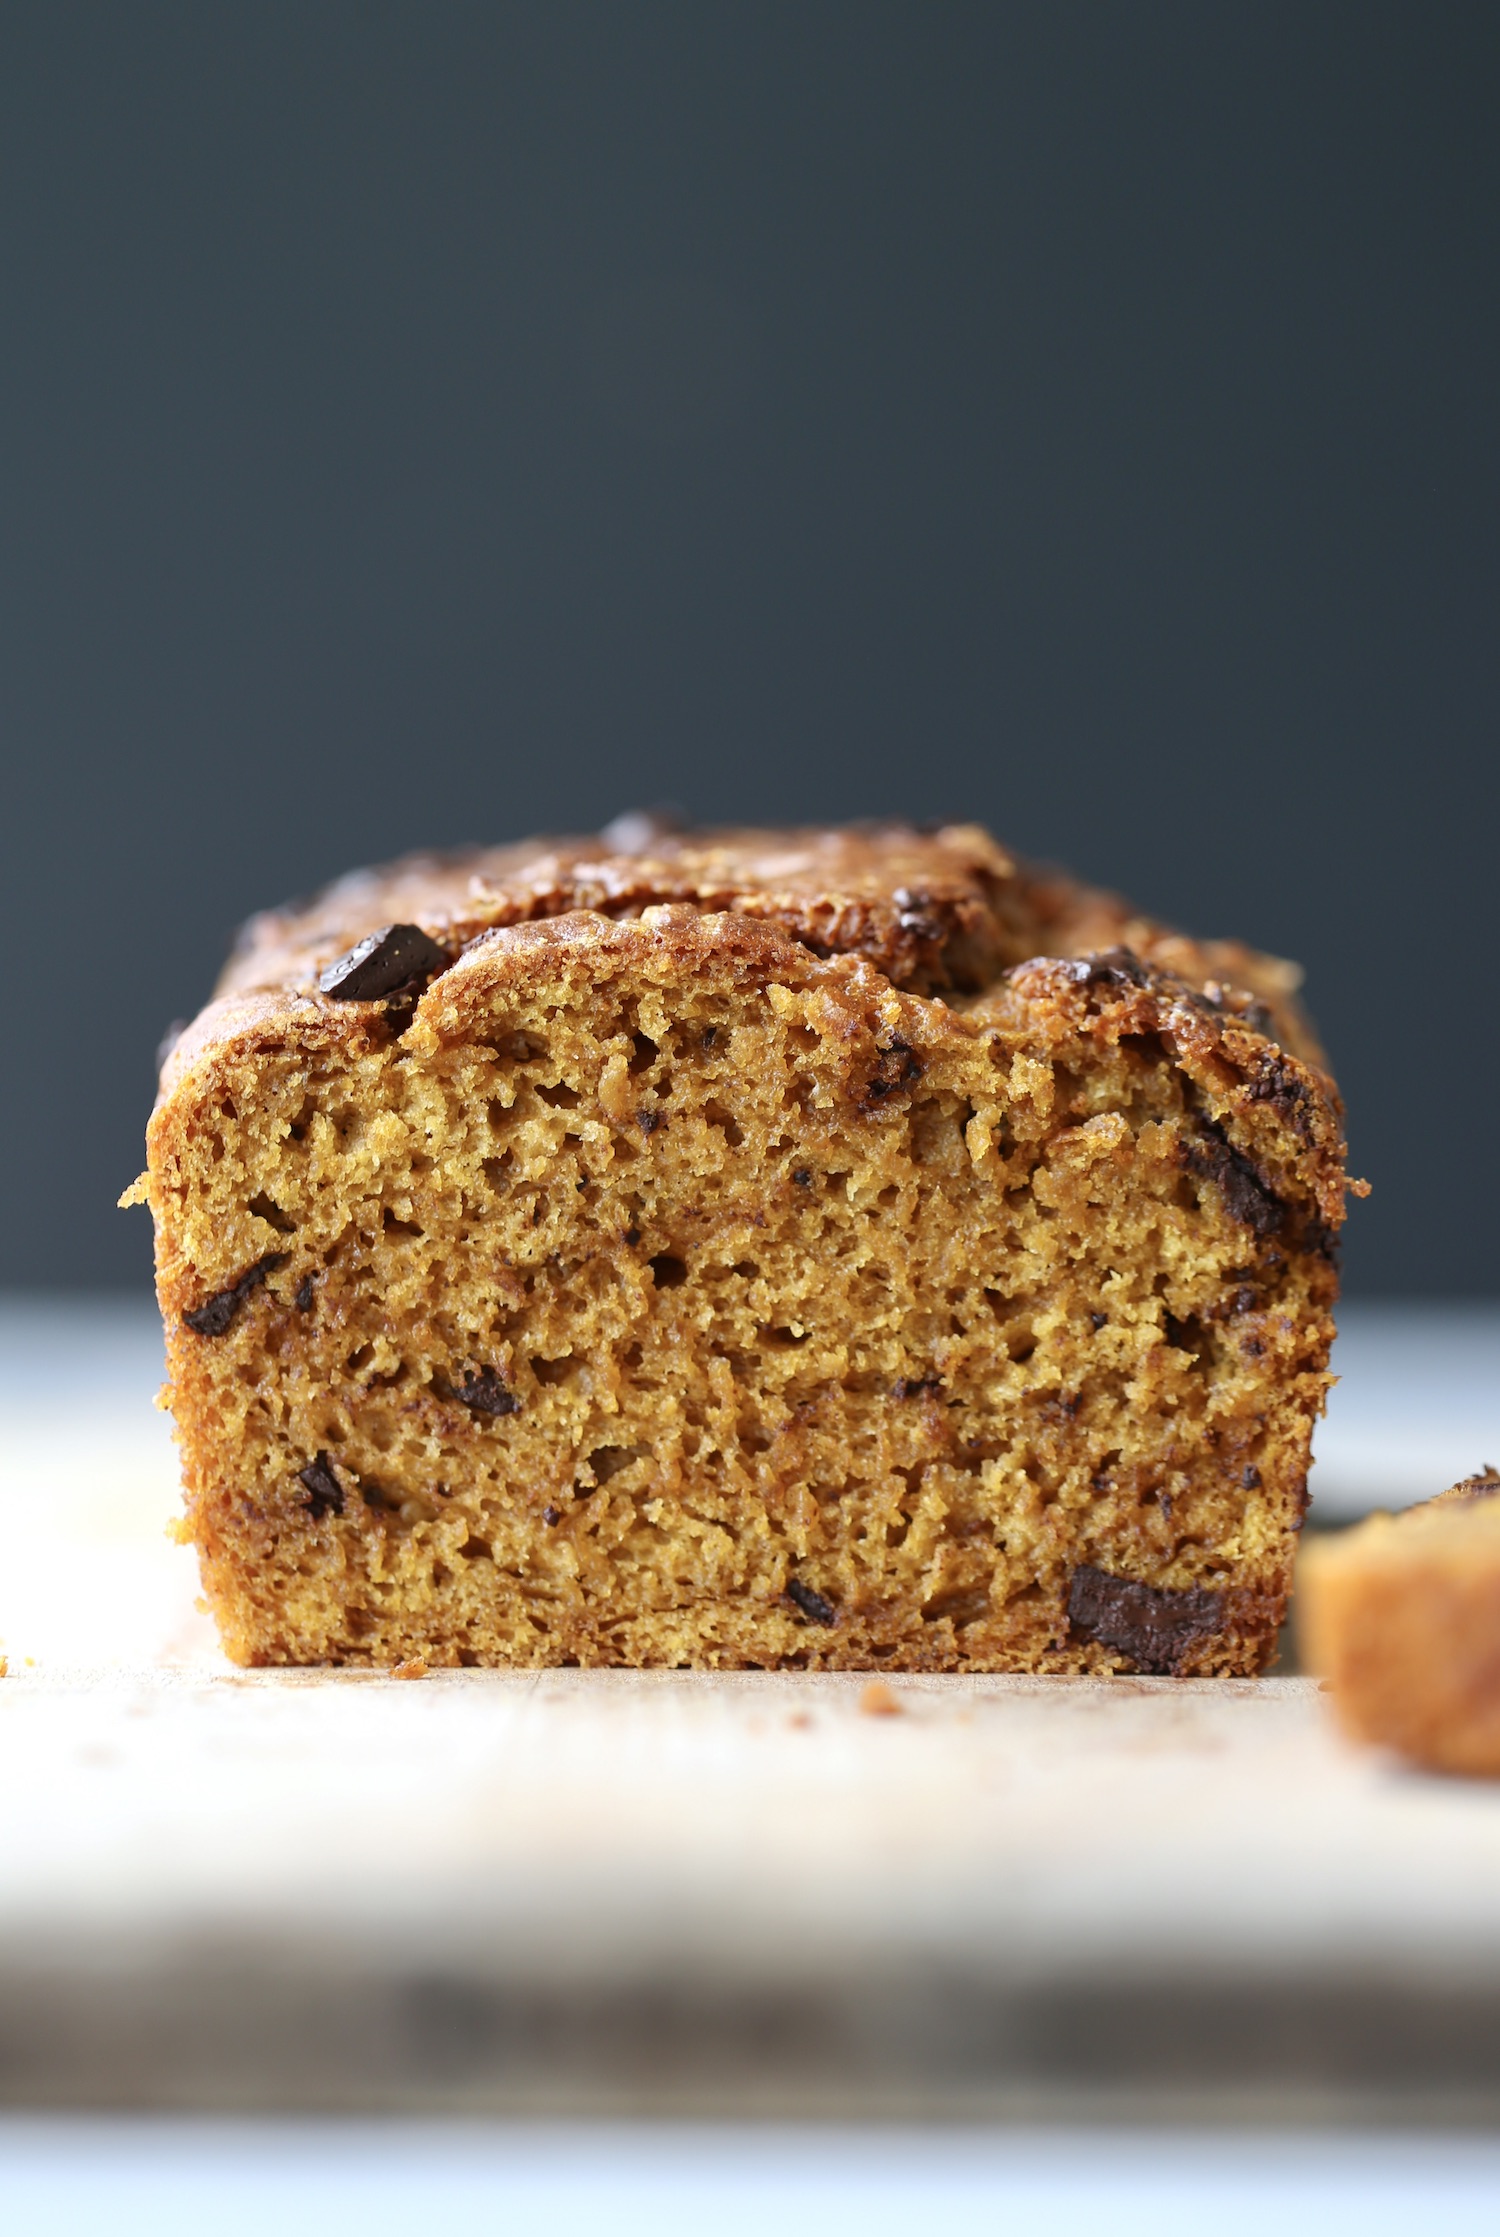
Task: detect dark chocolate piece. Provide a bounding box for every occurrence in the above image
[455,1367,520,1417]
[298,1452,344,1520]
[182,1252,288,1336]
[892,1375,942,1399]
[1067,1564,1222,1674]
[860,1038,923,1110]
[637,1108,664,1135]
[786,1577,837,1626]
[792,1168,813,1188]
[318,923,449,1002]
[1180,1119,1285,1237]
[1241,1464,1262,1489]
[294,1273,316,1313]
[891,885,944,942]
[1243,1048,1315,1139]
[542,1504,562,1526]
[1064,947,1149,992]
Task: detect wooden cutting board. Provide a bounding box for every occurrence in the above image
[5,1661,1500,2122]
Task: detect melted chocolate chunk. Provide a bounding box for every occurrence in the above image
[294,1273,316,1313]
[860,1038,923,1110]
[298,1451,344,1520]
[1067,1564,1223,1674]
[318,923,449,1002]
[455,1367,520,1417]
[1243,1049,1315,1139]
[542,1504,562,1526]
[182,1252,288,1336]
[786,1577,837,1626]
[1180,1120,1286,1237]
[637,1108,664,1135]
[1065,947,1149,992]
[891,885,944,941]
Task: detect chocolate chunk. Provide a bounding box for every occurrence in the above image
[891,886,944,941]
[182,1251,288,1336]
[455,1367,520,1417]
[1065,947,1150,992]
[637,1108,664,1135]
[892,1375,942,1399]
[600,805,686,855]
[786,1577,837,1626]
[1243,1049,1314,1139]
[155,1019,188,1077]
[860,1038,923,1111]
[1241,1464,1262,1490]
[1067,1564,1223,1674]
[298,1451,344,1520]
[294,1273,316,1313]
[792,1168,813,1188]
[1301,1216,1342,1266]
[318,923,449,1002]
[1089,1311,1108,1331]
[542,1504,562,1526]
[1180,1120,1285,1237]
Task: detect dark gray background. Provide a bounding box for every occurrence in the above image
[2,2,1496,1294]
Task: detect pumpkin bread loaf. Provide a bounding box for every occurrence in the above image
[130,818,1352,1672]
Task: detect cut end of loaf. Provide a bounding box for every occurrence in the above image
[143,898,1345,1675]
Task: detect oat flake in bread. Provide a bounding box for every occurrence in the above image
[128,817,1354,1672]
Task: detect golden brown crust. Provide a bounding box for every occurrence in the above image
[218,819,1022,1001]
[1299,1472,1500,1775]
[210,815,1321,1060]
[144,897,1348,1676]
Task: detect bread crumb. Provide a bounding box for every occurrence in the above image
[0,1656,8,1680]
[392,1655,429,1680]
[787,1710,813,1730]
[859,1679,902,1717]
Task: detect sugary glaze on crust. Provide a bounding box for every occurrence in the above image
[141,879,1351,1674]
[215,815,1321,1060]
[1300,1471,1500,1774]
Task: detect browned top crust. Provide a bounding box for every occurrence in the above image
[215,813,1322,1060]
[221,816,1020,1001]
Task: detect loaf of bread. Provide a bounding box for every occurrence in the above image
[1299,1471,1500,1773]
[129,818,1351,1672]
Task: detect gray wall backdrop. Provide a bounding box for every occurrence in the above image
[2,2,1497,1295]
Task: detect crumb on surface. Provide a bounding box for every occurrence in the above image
[859,1678,903,1717]
[392,1655,429,1680]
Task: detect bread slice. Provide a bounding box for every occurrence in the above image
[1299,1473,1500,1773]
[132,820,1350,1672]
